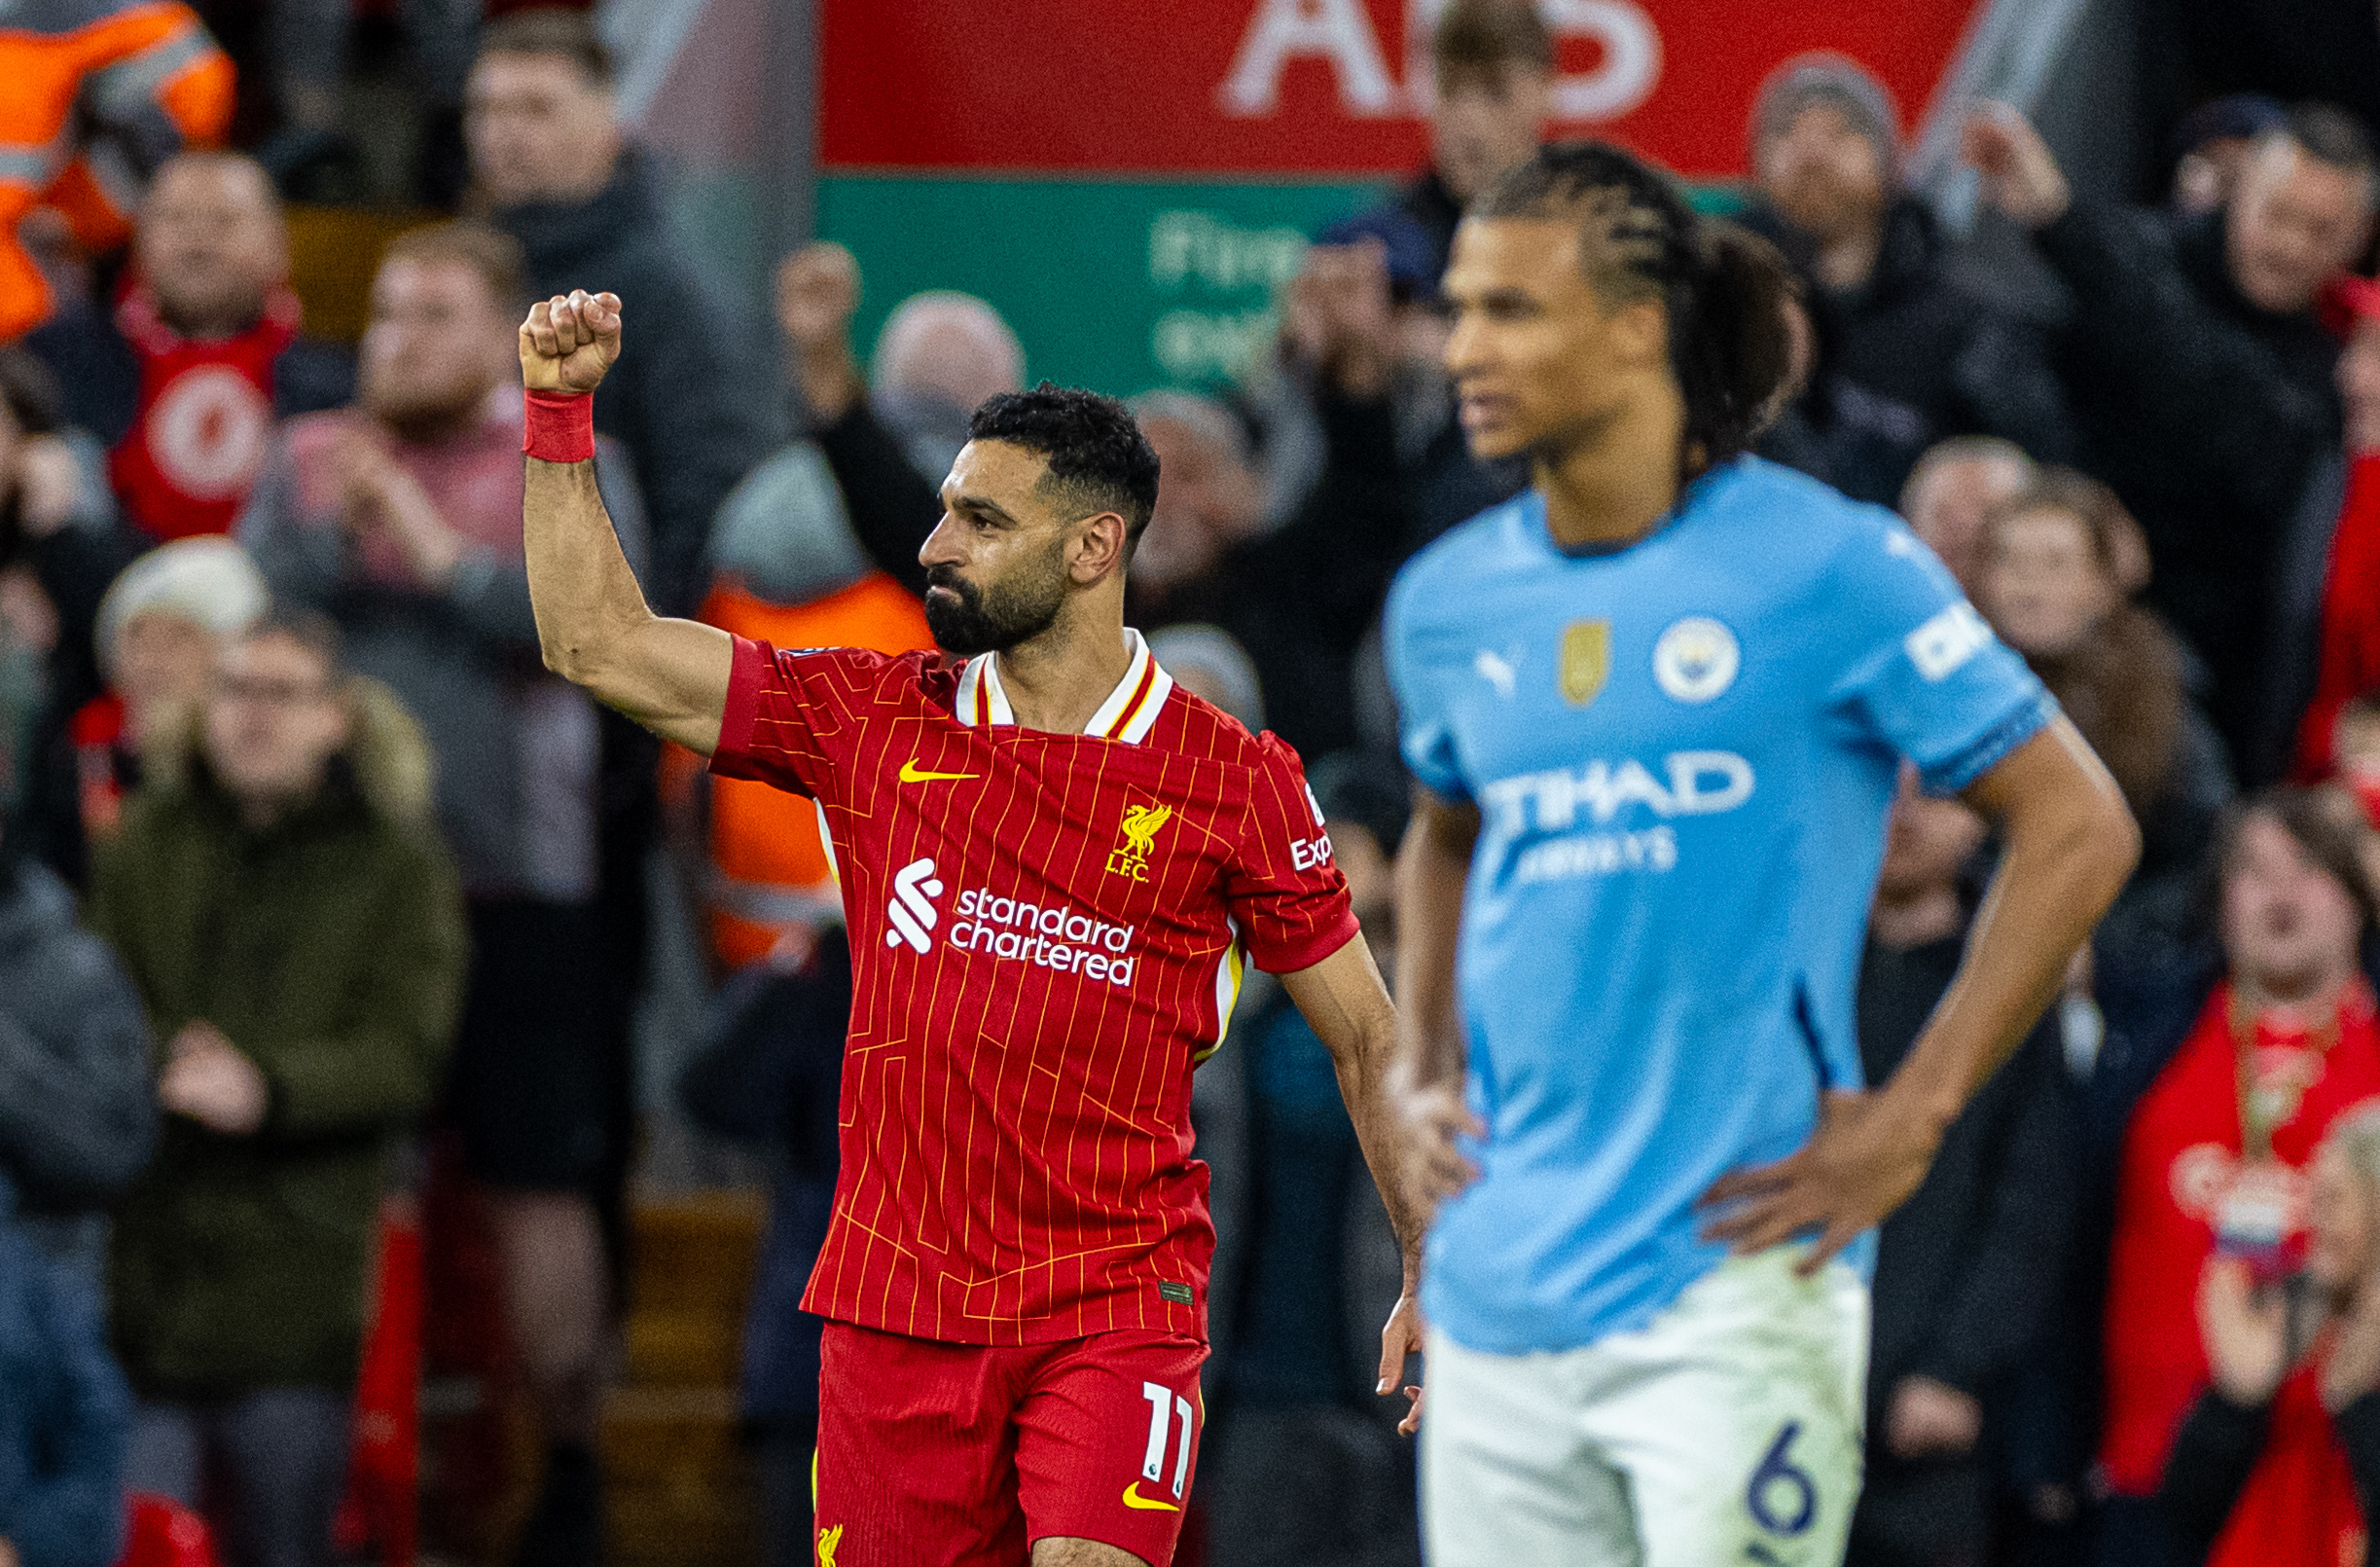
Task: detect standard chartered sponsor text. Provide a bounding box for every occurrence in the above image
[949,888,1141,986]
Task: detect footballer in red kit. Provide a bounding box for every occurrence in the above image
[517,289,1427,1567]
[712,629,1355,1345]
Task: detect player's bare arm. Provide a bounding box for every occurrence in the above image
[1029,1536,1149,1567]
[520,289,735,753]
[1700,715,2139,1267]
[1278,931,1437,1435]
[1393,788,1490,1221]
[1372,786,1489,1437]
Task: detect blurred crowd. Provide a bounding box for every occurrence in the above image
[6,2,2380,1567]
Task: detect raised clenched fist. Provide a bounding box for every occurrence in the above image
[1962,102,2072,230]
[10,434,82,539]
[520,290,624,395]
[1284,238,1396,397]
[776,241,864,420]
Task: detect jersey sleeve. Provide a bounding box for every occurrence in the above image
[1225,734,1361,973]
[708,636,885,801]
[1384,567,1472,803]
[1823,520,2059,793]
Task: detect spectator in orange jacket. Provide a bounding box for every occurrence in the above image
[0,0,234,343]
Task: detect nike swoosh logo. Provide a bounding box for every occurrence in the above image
[899,759,980,784]
[1121,1482,1180,1512]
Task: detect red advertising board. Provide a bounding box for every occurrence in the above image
[821,0,1985,179]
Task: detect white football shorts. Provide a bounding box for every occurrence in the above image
[1420,1246,1869,1567]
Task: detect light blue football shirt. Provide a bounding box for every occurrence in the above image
[1385,456,2056,1356]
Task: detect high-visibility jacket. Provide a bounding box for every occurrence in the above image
[0,0,233,341]
[686,571,933,968]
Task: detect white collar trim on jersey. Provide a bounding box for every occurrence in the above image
[955,628,1173,744]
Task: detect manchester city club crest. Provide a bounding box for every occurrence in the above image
[1559,620,1610,707]
[1653,617,1740,704]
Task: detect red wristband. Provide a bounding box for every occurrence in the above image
[523,388,595,463]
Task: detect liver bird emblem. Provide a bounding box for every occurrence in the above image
[1121,803,1172,855]
[1108,802,1173,881]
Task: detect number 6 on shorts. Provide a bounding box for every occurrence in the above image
[1746,1422,1818,1539]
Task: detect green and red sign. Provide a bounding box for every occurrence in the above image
[818,0,1984,394]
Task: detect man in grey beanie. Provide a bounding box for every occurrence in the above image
[1740,53,2073,506]
[1754,53,1902,227]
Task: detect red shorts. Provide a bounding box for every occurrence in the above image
[812,1321,1207,1567]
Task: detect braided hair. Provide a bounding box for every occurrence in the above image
[1472,141,1800,476]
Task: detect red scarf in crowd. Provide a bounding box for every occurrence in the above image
[106,280,299,542]
[2207,1351,2369,1567]
[2100,981,2380,1495]
[67,691,126,839]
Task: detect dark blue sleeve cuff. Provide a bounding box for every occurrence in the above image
[1921,693,2061,796]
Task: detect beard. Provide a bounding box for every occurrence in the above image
[923,545,1068,655]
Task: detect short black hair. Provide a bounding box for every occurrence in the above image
[968,383,1162,552]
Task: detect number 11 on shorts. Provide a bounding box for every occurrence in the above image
[1139,1381,1195,1499]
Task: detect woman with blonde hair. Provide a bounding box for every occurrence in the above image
[2167,1103,2380,1563]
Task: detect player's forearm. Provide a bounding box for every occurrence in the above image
[1352,986,1446,1264]
[525,455,652,683]
[1283,941,1429,1268]
[1393,795,1476,1092]
[524,455,734,751]
[1893,722,2138,1130]
[1337,1028,1431,1270]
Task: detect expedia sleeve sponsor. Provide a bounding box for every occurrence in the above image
[1214,734,1362,976]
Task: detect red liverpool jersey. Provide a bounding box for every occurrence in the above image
[710,628,1358,1346]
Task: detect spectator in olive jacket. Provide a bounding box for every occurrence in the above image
[88,613,464,1567]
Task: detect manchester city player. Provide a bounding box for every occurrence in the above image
[1383,142,2139,1565]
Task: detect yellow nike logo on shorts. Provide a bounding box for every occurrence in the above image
[1121,1481,1180,1512]
[899,759,979,784]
